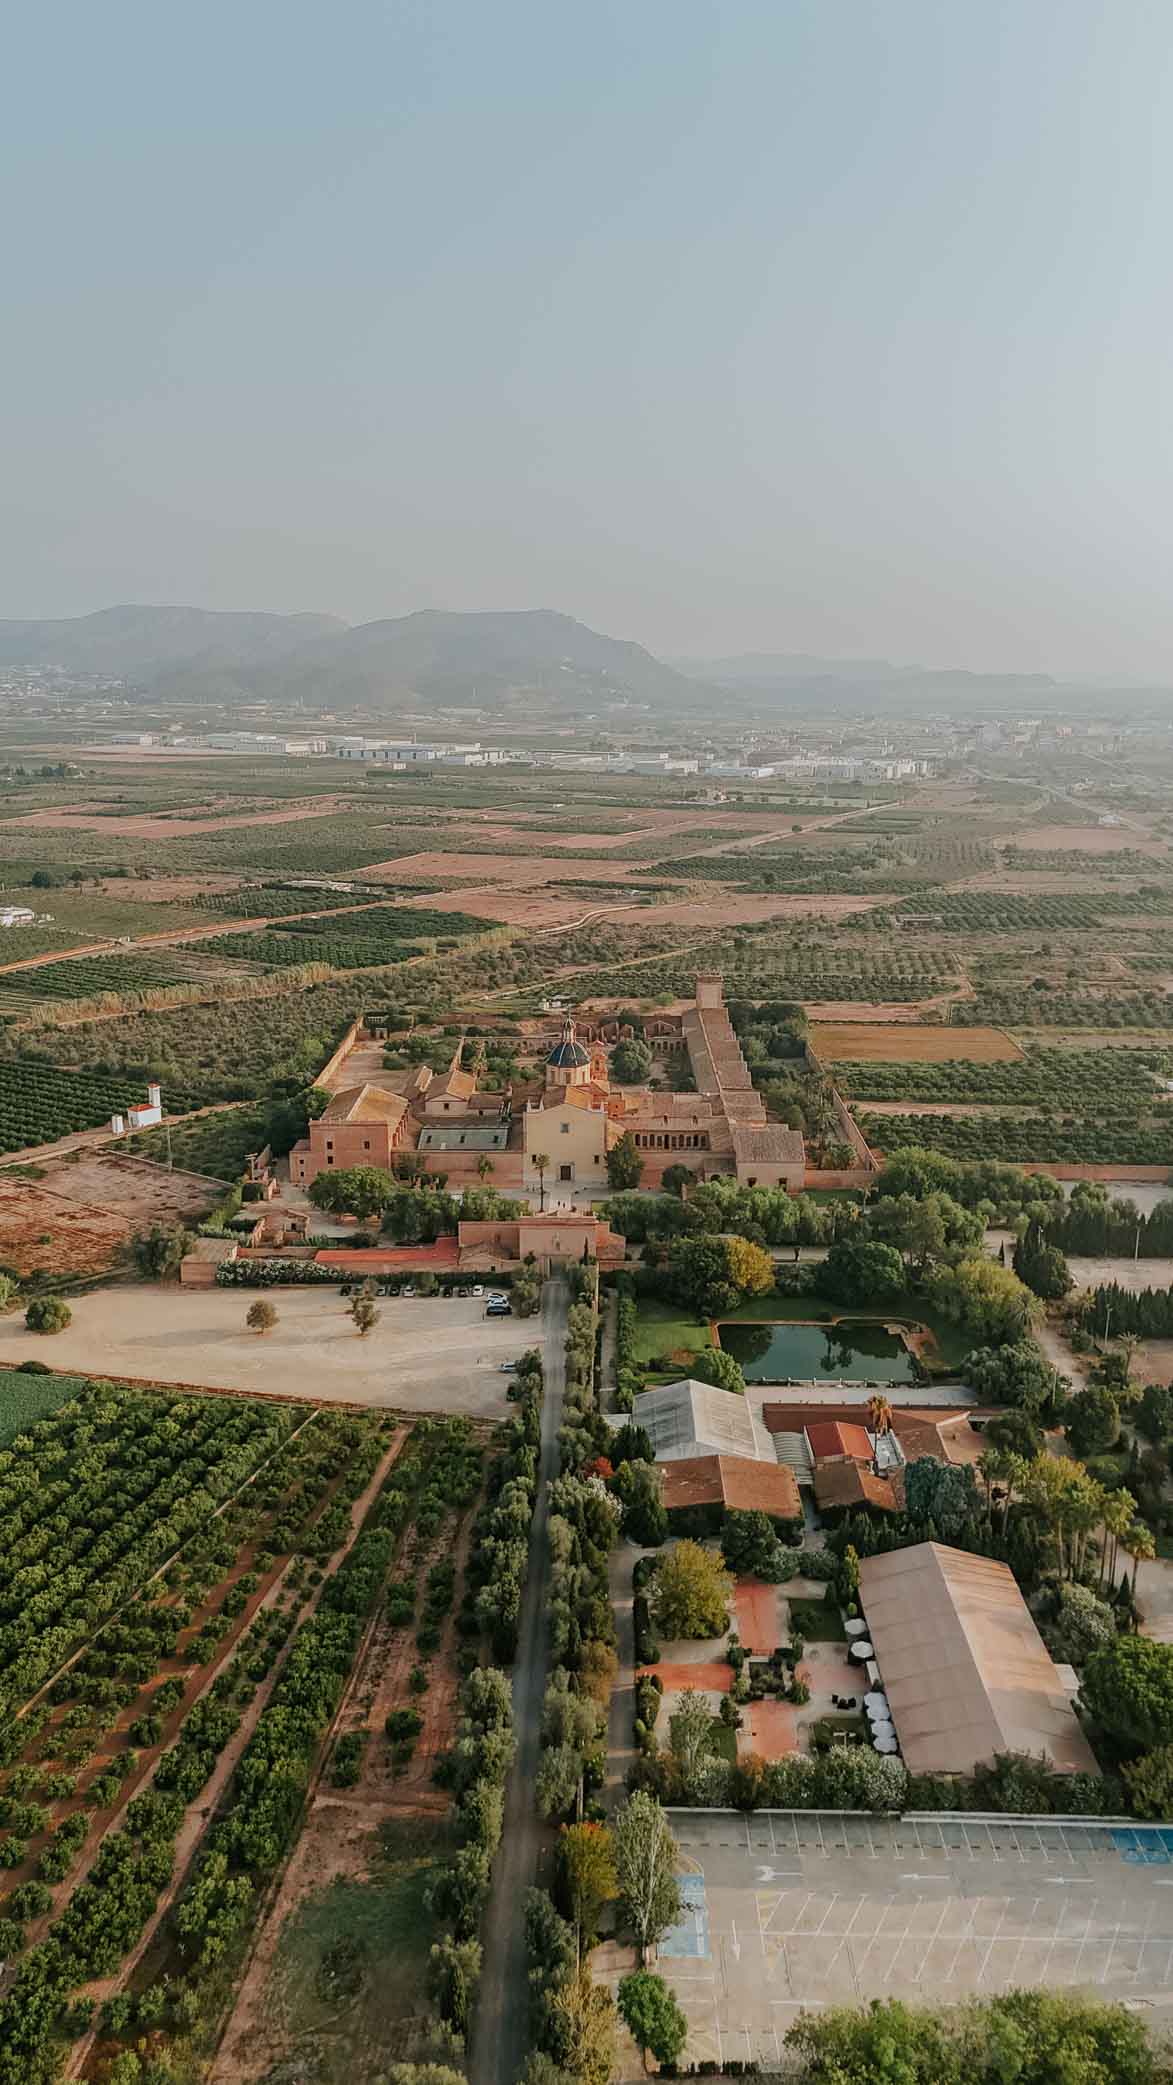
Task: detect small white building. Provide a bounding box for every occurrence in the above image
[0,907,35,928]
[111,1082,163,1134]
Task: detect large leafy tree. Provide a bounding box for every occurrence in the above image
[649,1541,731,1641]
[558,1822,618,1943]
[866,1191,982,1270]
[902,1457,979,1541]
[786,1989,1160,2085]
[964,1338,1066,1413]
[666,1690,715,1787]
[927,1255,1038,1344]
[611,1039,654,1084]
[612,1791,682,1962]
[1065,1384,1120,1461]
[1013,1218,1073,1301]
[720,1509,790,1580]
[691,1346,746,1396]
[1080,1635,1173,1753]
[617,1969,689,2074]
[821,1238,906,1305]
[606,1132,644,1191]
[308,1164,395,1221]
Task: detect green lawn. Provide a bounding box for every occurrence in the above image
[0,1368,84,1444]
[708,1717,739,1763]
[787,1596,847,1642]
[630,1296,713,1368]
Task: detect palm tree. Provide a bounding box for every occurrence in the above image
[1098,1487,1135,1593]
[533,1152,551,1213]
[867,1394,893,1441]
[1123,1520,1156,1601]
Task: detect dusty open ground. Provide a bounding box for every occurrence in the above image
[0,1153,218,1276]
[1012,823,1168,853]
[601,1813,1173,2077]
[0,1285,523,1411]
[810,1021,1023,1062]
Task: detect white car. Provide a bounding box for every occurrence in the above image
[471,1285,484,1297]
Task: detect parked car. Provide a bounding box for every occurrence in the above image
[401,1285,417,1298]
[485,1297,512,1318]
[471,1284,484,1297]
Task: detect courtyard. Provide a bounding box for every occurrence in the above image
[0,1285,524,1416]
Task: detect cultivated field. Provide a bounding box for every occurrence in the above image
[809,1021,1023,1062]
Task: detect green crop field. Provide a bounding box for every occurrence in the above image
[0,1368,83,1443]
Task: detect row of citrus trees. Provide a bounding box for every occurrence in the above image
[0,1416,475,2081]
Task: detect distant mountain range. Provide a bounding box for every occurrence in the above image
[1,607,1147,721]
[0,605,709,717]
[671,650,1058,698]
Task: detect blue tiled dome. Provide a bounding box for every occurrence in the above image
[547,1036,590,1067]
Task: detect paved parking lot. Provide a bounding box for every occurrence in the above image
[615,1813,1173,2072]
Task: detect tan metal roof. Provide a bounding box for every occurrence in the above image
[858,1542,1098,1777]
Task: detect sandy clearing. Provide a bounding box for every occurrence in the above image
[0,1286,522,1414]
[810,1021,1022,1062]
[802,1000,961,1023]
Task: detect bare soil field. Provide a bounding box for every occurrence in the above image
[1013,823,1168,854]
[810,1021,1023,1062]
[401,885,598,927]
[803,999,966,1023]
[358,849,650,884]
[0,1153,218,1275]
[606,892,888,925]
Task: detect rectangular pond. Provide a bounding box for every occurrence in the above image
[716,1317,917,1384]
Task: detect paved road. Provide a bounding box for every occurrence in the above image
[597,1811,1173,2073]
[471,1278,568,2085]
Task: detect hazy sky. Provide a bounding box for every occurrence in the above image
[7,1,1173,674]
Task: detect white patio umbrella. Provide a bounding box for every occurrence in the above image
[864,1690,889,1715]
[869,1717,896,1740]
[845,1618,867,1637]
[849,1639,874,1660]
[874,1735,899,1754]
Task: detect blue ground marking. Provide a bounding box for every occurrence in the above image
[1113,1827,1173,1865]
[660,1871,710,1958]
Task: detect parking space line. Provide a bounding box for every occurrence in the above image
[813,1893,839,1937]
[974,1900,1009,1984]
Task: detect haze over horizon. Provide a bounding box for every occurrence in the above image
[7,1,1173,681]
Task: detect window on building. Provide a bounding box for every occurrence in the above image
[560,1122,570,1134]
[560,1164,573,1182]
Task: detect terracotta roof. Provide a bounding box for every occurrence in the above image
[858,1542,1098,1777]
[320,1082,409,1129]
[661,1454,802,1521]
[429,1065,476,1101]
[805,1420,873,1463]
[812,1461,901,1513]
[730,1124,806,1166]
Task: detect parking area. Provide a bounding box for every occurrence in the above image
[0,1285,525,1416]
[603,1813,1173,2071]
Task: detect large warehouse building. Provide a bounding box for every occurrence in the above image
[857,1542,1098,1777]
